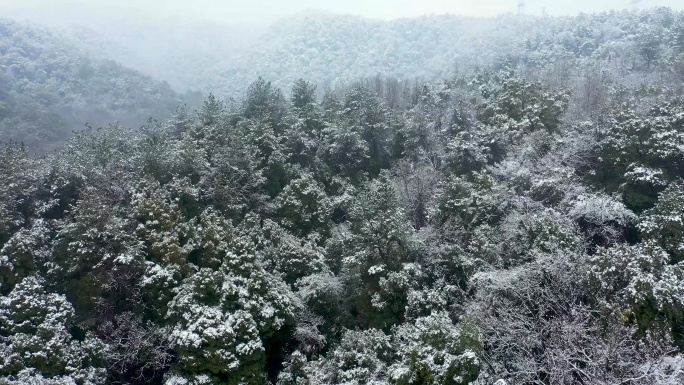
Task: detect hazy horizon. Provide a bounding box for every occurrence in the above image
[1,0,683,26]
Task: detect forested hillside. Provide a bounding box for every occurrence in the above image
[226,8,684,97]
[1,6,684,385]
[0,18,186,152]
[51,8,684,100]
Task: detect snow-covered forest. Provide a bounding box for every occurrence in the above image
[1,4,684,385]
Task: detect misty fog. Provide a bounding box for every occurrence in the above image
[1,0,682,98]
[4,0,684,22]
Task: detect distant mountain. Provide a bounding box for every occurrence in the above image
[51,10,526,98]
[122,8,684,100]
[0,18,186,152]
[0,6,267,93]
[6,8,682,103]
[212,8,683,98]
[216,12,505,93]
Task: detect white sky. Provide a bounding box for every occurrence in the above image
[0,0,682,24]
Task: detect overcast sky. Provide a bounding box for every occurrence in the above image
[1,0,683,24]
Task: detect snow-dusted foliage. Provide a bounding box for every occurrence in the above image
[304,328,392,384]
[0,144,40,239]
[389,312,480,385]
[253,219,328,286]
[0,276,106,384]
[275,172,333,237]
[588,242,684,342]
[0,219,52,294]
[296,312,480,385]
[165,254,295,384]
[597,101,684,211]
[4,8,684,384]
[472,254,683,384]
[638,184,684,262]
